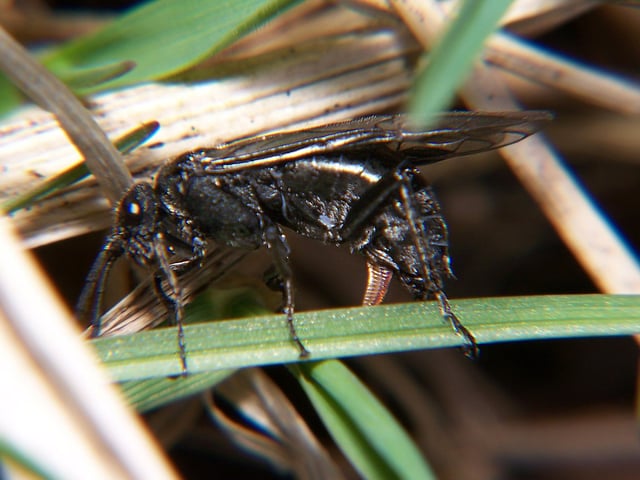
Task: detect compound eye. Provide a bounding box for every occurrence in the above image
[122,199,143,226]
[117,183,157,228]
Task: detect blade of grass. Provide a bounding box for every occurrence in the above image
[42,0,303,94]
[63,60,137,91]
[0,438,55,480]
[122,370,235,412]
[0,1,303,113]
[291,360,435,480]
[408,0,514,124]
[91,294,640,382]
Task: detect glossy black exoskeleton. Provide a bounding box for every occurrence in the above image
[78,112,551,372]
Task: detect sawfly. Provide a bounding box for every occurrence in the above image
[78,111,552,372]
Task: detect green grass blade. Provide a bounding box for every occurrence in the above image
[121,369,235,412]
[91,294,640,382]
[0,74,23,112]
[0,438,56,480]
[0,0,301,113]
[409,0,514,123]
[61,60,137,91]
[42,0,302,94]
[291,360,435,480]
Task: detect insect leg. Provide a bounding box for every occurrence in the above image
[262,222,310,357]
[152,233,188,374]
[396,179,479,358]
[433,290,478,358]
[340,161,413,241]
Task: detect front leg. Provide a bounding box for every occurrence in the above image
[152,232,189,374]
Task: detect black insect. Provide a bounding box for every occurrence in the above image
[78,111,551,372]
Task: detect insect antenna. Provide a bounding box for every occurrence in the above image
[77,236,124,337]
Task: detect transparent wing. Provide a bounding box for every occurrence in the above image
[195,111,552,173]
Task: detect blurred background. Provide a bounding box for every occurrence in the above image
[3,1,640,478]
